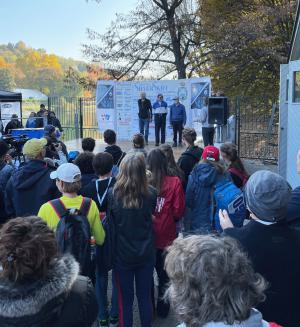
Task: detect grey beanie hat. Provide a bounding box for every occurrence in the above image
[244,170,291,222]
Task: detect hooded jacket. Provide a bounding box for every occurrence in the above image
[177,309,271,327]
[185,163,220,233]
[178,146,203,182]
[0,255,98,327]
[5,159,60,218]
[153,176,185,249]
[104,145,125,166]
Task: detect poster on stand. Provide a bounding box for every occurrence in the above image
[96,77,211,141]
[0,102,22,129]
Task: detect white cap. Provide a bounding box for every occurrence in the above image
[50,163,81,183]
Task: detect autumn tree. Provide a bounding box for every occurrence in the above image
[83,0,206,80]
[197,0,297,97]
[0,68,16,91]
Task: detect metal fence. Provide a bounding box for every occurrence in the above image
[22,97,101,142]
[230,97,279,163]
[21,96,279,163]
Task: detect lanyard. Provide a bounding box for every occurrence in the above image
[96,177,112,207]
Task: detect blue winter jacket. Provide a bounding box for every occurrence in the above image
[170,103,186,124]
[26,118,37,128]
[185,163,220,233]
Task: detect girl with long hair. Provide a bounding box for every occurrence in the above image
[109,152,157,327]
[147,148,185,319]
[220,143,249,188]
[159,144,185,186]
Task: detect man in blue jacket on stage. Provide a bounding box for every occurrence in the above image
[152,94,168,146]
[170,96,186,147]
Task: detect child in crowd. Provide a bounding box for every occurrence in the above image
[147,148,185,318]
[103,129,125,166]
[109,153,157,327]
[128,133,147,158]
[185,146,225,232]
[82,137,96,152]
[81,152,118,327]
[38,163,105,246]
[220,142,249,188]
[222,171,300,327]
[0,217,98,327]
[165,235,282,327]
[74,152,97,188]
[178,128,203,182]
[160,144,185,187]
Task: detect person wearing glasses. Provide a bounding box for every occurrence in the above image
[152,94,168,146]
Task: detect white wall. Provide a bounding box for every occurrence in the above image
[285,60,300,188]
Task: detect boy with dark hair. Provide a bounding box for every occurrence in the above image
[81,152,115,213]
[80,152,118,327]
[178,128,203,182]
[82,137,96,152]
[103,129,125,167]
[74,152,97,188]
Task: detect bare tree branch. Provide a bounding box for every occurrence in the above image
[83,0,204,80]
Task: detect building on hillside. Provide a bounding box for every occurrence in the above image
[14,88,48,101]
[279,0,300,188]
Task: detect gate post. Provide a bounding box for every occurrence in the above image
[235,96,241,155]
[79,97,83,139]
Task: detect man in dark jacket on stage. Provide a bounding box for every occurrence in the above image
[5,138,60,218]
[170,96,186,147]
[138,92,152,145]
[221,170,300,327]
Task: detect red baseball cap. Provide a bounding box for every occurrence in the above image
[202,146,220,162]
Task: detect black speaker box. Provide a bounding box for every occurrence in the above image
[208,97,228,125]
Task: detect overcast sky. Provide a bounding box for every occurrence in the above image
[0,0,137,61]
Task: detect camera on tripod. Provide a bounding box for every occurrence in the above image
[2,134,29,162]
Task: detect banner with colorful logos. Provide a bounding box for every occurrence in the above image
[96,77,211,141]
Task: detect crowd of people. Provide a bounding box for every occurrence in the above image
[0,119,300,327]
[0,104,63,137]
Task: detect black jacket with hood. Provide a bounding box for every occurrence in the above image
[104,145,125,166]
[5,159,60,218]
[0,255,98,327]
[178,145,203,182]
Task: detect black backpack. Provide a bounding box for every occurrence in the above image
[96,192,115,273]
[49,197,92,277]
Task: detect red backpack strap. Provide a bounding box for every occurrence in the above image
[49,199,67,219]
[79,197,92,216]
